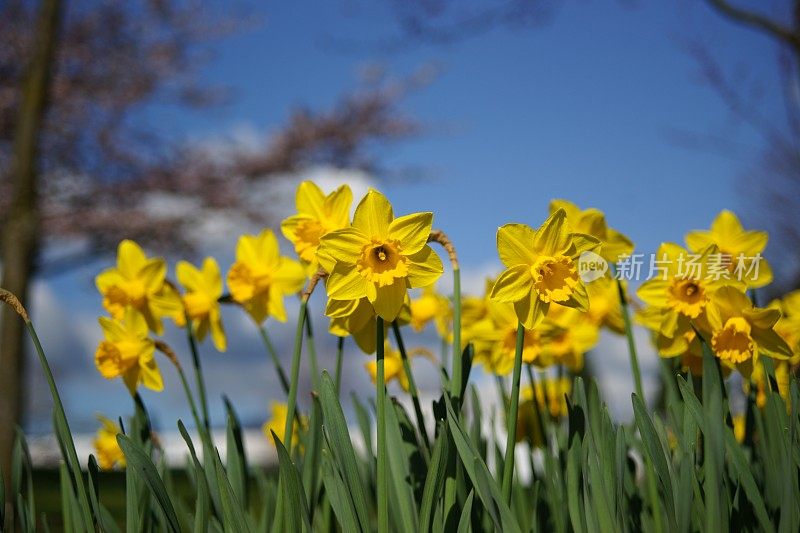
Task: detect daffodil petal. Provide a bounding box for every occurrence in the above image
[296,180,326,218]
[210,309,227,352]
[497,224,536,267]
[353,189,393,240]
[753,328,793,360]
[406,246,444,288]
[534,208,570,256]
[636,279,670,307]
[324,184,353,227]
[319,227,369,266]
[327,264,369,300]
[177,260,202,292]
[118,240,147,278]
[325,297,361,318]
[514,292,549,330]
[368,279,407,321]
[490,265,533,303]
[389,211,433,255]
[139,356,164,392]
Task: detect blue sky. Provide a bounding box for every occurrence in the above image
[26,0,790,434]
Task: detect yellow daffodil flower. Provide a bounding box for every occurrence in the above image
[365,342,410,390]
[281,181,353,274]
[539,307,599,372]
[585,276,625,334]
[263,401,307,447]
[516,377,571,447]
[470,299,547,375]
[227,230,306,324]
[317,188,443,322]
[636,304,705,375]
[177,257,226,352]
[409,284,452,338]
[95,307,162,393]
[769,290,800,361]
[706,286,792,373]
[733,415,746,443]
[490,208,600,329]
[550,199,634,262]
[95,240,184,335]
[747,359,790,408]
[327,296,411,354]
[94,415,125,470]
[685,210,772,288]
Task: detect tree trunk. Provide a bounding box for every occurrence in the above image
[0,0,62,508]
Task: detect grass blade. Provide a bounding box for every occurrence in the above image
[273,431,312,532]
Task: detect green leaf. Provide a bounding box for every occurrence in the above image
[419,422,450,533]
[384,397,419,533]
[444,396,521,533]
[723,428,773,533]
[319,371,370,533]
[301,394,324,519]
[224,397,248,507]
[457,490,475,533]
[211,448,251,533]
[117,433,181,533]
[320,449,360,532]
[632,393,677,530]
[566,437,585,533]
[178,420,210,533]
[273,431,312,532]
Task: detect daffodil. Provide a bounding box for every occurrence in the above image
[585,276,625,333]
[95,240,184,335]
[550,199,634,262]
[281,181,352,274]
[263,401,307,447]
[706,286,792,373]
[327,296,411,354]
[636,304,705,374]
[539,307,599,372]
[733,415,746,443]
[93,415,125,470]
[409,284,452,338]
[177,257,226,352]
[95,307,162,393]
[227,230,306,324]
[685,210,772,288]
[470,298,547,375]
[769,290,800,361]
[490,209,600,329]
[317,189,443,322]
[747,359,790,408]
[365,342,409,390]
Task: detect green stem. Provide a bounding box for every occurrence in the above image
[501,322,525,503]
[185,322,210,431]
[283,301,307,453]
[24,321,95,529]
[305,310,320,390]
[334,336,345,396]
[450,267,463,406]
[258,325,291,396]
[495,375,509,419]
[392,321,432,454]
[376,317,388,533]
[617,279,645,402]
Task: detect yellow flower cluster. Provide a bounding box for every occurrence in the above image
[463,200,631,375]
[635,211,792,379]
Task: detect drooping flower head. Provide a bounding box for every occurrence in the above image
[263,401,307,447]
[227,230,306,324]
[94,415,125,470]
[318,189,444,322]
[490,209,600,329]
[685,210,772,288]
[95,240,184,335]
[281,181,353,274]
[95,307,162,393]
[549,199,634,263]
[177,257,226,352]
[706,286,792,373]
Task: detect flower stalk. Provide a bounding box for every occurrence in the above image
[376,316,389,533]
[392,321,432,454]
[501,321,525,503]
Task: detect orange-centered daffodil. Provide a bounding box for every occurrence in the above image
[281,181,353,274]
[490,208,600,329]
[177,257,226,352]
[318,189,443,322]
[95,307,162,393]
[227,230,306,324]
